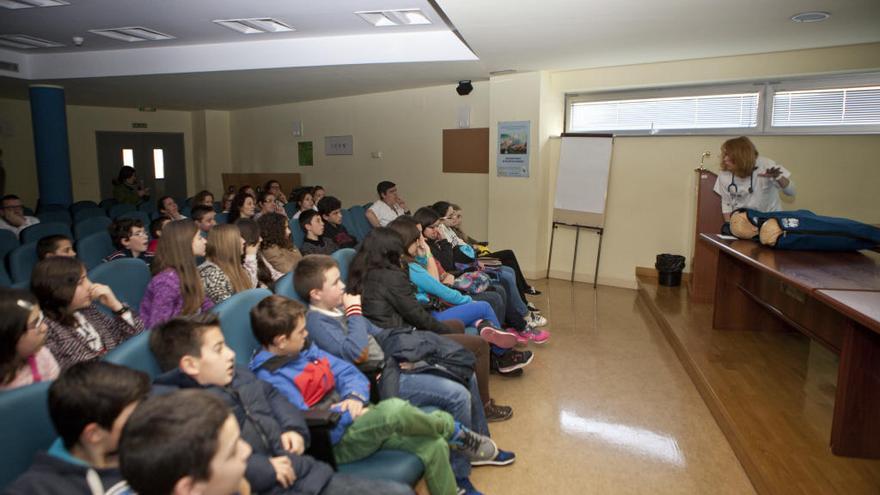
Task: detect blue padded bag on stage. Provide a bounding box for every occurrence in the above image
[742,209,880,251]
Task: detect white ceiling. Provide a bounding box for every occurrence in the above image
[0,0,878,110]
[436,0,880,73]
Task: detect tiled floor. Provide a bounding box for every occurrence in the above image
[469,279,755,494]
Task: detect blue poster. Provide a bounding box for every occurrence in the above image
[497,121,530,177]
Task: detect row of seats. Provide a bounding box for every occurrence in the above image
[0,249,421,489]
[1,198,373,286]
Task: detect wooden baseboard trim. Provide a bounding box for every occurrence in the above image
[635,266,692,283]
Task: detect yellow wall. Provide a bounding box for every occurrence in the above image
[229,83,491,239]
[541,43,880,287]
[0,97,195,206]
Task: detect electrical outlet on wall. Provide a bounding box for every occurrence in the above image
[371,151,383,159]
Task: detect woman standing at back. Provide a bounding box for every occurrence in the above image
[140,220,213,329]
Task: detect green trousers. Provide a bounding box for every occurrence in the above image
[333,397,458,495]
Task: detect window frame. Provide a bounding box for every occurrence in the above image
[564,72,880,136]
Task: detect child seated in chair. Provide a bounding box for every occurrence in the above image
[0,288,59,391]
[104,217,154,266]
[121,390,252,495]
[5,361,150,494]
[249,295,504,495]
[299,210,338,256]
[317,196,358,249]
[191,204,217,236]
[36,234,76,261]
[148,313,413,495]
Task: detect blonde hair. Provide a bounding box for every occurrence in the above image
[205,224,252,294]
[721,136,759,178]
[153,220,205,315]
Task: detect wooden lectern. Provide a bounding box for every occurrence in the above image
[689,169,723,302]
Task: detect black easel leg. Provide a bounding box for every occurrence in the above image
[593,229,604,289]
[571,227,580,283]
[546,223,556,279]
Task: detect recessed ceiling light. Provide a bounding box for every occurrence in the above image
[214,18,295,35]
[0,34,63,48]
[356,9,432,27]
[790,11,831,23]
[89,26,175,43]
[0,0,69,9]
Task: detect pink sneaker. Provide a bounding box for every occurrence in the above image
[527,328,550,344]
[513,330,530,346]
[479,326,518,349]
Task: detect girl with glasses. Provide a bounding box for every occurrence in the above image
[0,288,60,390]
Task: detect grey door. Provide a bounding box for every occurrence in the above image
[96,132,187,202]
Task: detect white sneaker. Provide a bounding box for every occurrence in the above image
[525,311,548,327]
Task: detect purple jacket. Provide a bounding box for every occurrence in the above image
[140,268,214,329]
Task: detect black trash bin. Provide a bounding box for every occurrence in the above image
[655,254,685,287]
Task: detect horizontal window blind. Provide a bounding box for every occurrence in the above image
[771,85,880,127]
[569,93,759,132]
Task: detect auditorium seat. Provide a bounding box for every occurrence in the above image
[0,230,19,263]
[103,330,160,378]
[210,288,272,366]
[36,210,71,225]
[289,217,305,249]
[274,271,306,304]
[0,381,56,488]
[117,210,151,228]
[332,248,357,282]
[8,242,38,284]
[20,222,72,245]
[73,216,112,240]
[72,206,107,223]
[109,203,136,219]
[88,258,152,312]
[75,231,114,270]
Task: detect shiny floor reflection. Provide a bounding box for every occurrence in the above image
[559,411,685,467]
[468,279,754,495]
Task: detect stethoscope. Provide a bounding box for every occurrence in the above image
[727,169,755,195]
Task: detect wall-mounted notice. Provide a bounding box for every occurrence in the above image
[497,120,529,177]
[325,135,353,155]
[298,141,313,166]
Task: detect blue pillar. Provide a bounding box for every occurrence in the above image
[29,84,73,206]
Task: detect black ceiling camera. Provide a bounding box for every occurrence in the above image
[456,80,473,96]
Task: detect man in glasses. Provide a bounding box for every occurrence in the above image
[0,194,40,238]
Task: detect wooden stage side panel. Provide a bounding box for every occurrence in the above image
[704,233,880,458]
[637,278,880,495]
[689,169,723,303]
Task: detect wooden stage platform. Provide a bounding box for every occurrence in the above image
[637,277,880,494]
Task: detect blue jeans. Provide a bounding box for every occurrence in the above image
[492,266,527,316]
[432,300,500,328]
[397,373,489,479]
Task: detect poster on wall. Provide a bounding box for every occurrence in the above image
[497,121,530,177]
[325,135,353,155]
[298,141,314,166]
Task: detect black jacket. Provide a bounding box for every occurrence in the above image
[375,326,476,398]
[3,451,127,495]
[152,367,334,495]
[322,223,357,249]
[360,267,452,335]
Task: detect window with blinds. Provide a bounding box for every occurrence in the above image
[566,73,880,135]
[771,86,880,127]
[569,92,759,133]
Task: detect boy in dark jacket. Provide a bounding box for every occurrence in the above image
[317,196,358,249]
[119,390,252,495]
[249,295,500,495]
[4,361,151,495]
[148,314,413,495]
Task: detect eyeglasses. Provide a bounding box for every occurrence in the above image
[27,310,45,331]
